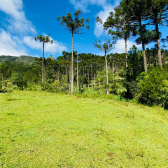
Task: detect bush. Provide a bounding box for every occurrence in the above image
[161,80,168,109]
[44,80,69,93]
[11,73,27,90]
[81,88,99,98]
[137,67,168,107]
[110,81,127,97]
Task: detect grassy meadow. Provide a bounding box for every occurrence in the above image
[0,91,168,167]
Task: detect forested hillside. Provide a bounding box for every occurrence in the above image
[0,56,36,65]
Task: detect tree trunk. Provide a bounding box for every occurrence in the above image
[139,18,148,73]
[71,33,74,95]
[42,42,45,85]
[77,54,79,89]
[112,58,114,76]
[125,37,129,95]
[125,37,129,98]
[69,67,71,94]
[94,73,95,86]
[88,71,89,88]
[84,67,86,76]
[105,51,109,95]
[2,74,4,89]
[156,24,162,68]
[91,66,93,89]
[125,38,128,70]
[66,67,67,77]
[142,43,147,73]
[58,71,59,82]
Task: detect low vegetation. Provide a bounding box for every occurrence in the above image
[0,91,168,167]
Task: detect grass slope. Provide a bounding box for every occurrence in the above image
[0,91,168,167]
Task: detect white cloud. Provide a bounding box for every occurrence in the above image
[113,39,141,54]
[94,5,115,37]
[70,0,107,12]
[8,19,36,34]
[32,54,40,58]
[73,1,90,13]
[94,0,121,38]
[94,51,105,56]
[0,29,27,56]
[23,36,41,50]
[23,36,68,54]
[70,0,120,38]
[0,0,68,57]
[0,0,24,20]
[45,41,68,54]
[0,0,36,34]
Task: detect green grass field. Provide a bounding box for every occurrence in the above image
[0,91,168,167]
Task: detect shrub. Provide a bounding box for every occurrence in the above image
[11,73,27,90]
[110,81,127,97]
[45,79,69,93]
[137,67,168,107]
[161,80,168,109]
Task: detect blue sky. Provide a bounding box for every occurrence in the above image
[0,0,167,59]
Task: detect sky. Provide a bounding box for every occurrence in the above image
[0,0,167,59]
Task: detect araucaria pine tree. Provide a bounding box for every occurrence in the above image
[103,10,135,73]
[93,39,115,95]
[57,9,89,95]
[147,0,168,68]
[34,35,53,87]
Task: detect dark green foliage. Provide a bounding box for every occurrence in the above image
[0,89,7,93]
[80,75,88,88]
[34,35,53,44]
[0,61,41,90]
[24,67,41,84]
[0,56,17,62]
[110,80,127,98]
[57,10,90,34]
[137,67,168,107]
[124,45,144,99]
[11,73,28,90]
[128,45,144,79]
[0,62,11,78]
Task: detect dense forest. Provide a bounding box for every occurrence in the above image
[0,0,168,110]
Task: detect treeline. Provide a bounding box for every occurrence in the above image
[1,46,168,109]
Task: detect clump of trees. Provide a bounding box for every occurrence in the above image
[1,47,168,109]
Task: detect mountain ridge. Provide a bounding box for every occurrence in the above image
[0,55,36,64]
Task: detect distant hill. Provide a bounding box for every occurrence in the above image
[0,55,36,65]
[49,55,55,60]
